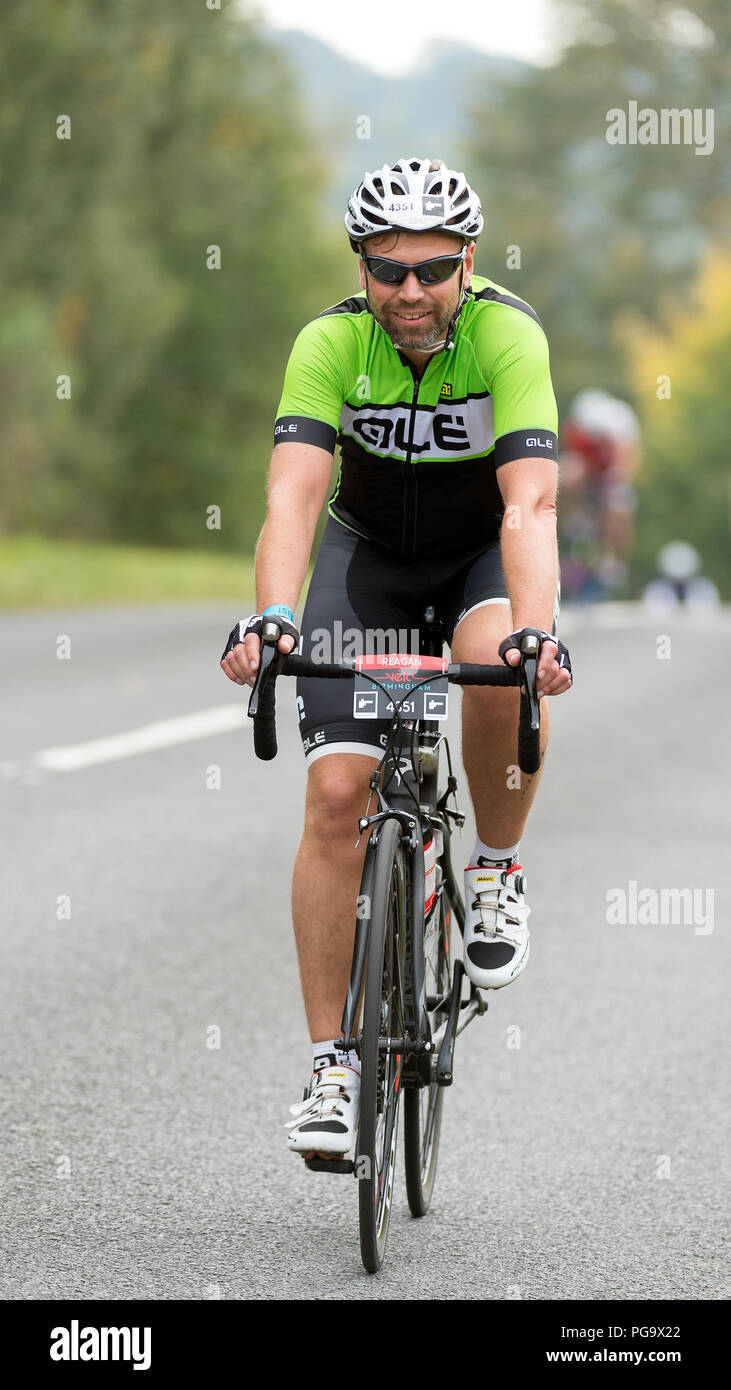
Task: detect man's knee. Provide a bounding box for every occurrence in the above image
[304,752,380,835]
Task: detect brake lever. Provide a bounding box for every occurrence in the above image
[519,631,541,732]
[247,619,284,718]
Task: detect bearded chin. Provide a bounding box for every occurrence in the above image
[383,309,450,350]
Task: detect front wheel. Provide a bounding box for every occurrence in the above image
[403,879,453,1216]
[358,818,405,1274]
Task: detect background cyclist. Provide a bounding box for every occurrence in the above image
[559,388,641,600]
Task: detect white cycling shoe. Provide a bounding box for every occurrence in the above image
[285,1065,360,1158]
[463,859,531,989]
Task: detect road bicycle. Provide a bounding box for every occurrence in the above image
[248,606,542,1272]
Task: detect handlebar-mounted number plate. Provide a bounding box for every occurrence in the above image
[353,654,449,721]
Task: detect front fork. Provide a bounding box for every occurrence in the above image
[339,745,485,1082]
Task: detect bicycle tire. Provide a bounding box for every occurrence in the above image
[403,875,452,1216]
[357,817,405,1274]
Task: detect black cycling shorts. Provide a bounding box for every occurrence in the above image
[295,516,560,765]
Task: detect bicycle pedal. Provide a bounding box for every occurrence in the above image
[304,1155,355,1175]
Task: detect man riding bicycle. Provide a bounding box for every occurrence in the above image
[221,157,573,1162]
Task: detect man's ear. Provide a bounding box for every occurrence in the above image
[358,256,366,291]
[464,241,475,289]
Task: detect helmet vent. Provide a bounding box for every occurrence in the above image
[345,160,483,249]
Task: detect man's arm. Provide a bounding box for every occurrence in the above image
[480,303,569,694]
[221,439,333,687]
[497,455,559,636]
[256,312,347,613]
[222,308,347,685]
[485,306,559,633]
[255,439,334,616]
[497,454,571,695]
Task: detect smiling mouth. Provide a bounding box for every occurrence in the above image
[393,311,431,321]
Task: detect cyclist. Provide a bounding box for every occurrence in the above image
[221,158,573,1162]
[559,389,640,600]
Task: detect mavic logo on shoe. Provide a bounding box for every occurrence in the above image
[476,873,497,884]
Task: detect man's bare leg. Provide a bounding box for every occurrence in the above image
[451,604,550,846]
[291,752,380,1042]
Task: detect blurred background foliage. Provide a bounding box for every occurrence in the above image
[0,0,351,557]
[1,0,729,596]
[465,0,730,594]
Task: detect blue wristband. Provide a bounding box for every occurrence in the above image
[262,604,295,623]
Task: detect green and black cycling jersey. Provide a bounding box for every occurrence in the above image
[274,274,558,561]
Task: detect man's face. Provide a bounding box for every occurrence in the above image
[358,229,474,352]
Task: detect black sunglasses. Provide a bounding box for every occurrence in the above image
[361,247,466,286]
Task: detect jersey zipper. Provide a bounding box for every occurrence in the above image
[401,361,423,559]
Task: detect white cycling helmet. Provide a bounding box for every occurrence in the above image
[345,156,484,251]
[569,389,640,443]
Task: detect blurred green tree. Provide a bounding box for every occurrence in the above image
[618,247,731,594]
[0,0,351,550]
[466,0,729,398]
[465,0,730,590]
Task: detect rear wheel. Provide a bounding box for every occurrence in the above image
[357,818,405,1273]
[403,879,452,1216]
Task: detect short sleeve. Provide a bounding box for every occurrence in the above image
[274,318,347,452]
[482,312,559,468]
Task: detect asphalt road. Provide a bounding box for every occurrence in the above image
[1,602,728,1299]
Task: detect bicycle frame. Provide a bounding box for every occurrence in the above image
[248,610,543,1091]
[338,607,487,1087]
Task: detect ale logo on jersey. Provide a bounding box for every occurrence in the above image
[341,395,496,460]
[353,408,470,454]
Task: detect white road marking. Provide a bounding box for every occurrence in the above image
[33,705,245,772]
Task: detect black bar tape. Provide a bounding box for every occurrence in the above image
[448,664,521,686]
[253,674,278,761]
[517,689,541,775]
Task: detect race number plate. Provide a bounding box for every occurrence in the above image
[353,654,449,720]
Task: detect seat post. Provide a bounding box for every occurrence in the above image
[420,604,446,659]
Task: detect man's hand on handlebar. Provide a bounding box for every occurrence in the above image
[220,613,300,689]
[499,628,573,698]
